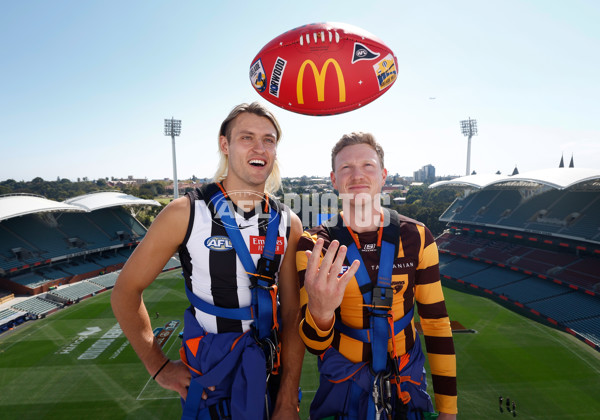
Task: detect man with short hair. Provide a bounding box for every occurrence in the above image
[297,132,457,419]
[112,102,304,420]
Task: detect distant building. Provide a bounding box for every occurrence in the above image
[166,181,204,195]
[107,175,148,187]
[413,164,436,183]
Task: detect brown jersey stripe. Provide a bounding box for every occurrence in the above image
[424,335,456,355]
[417,300,450,319]
[431,374,458,396]
[415,265,440,285]
[300,320,333,345]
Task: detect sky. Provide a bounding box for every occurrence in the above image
[2,0,599,183]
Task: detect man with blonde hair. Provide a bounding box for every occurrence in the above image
[112,102,304,420]
[297,132,457,419]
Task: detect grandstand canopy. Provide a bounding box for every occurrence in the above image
[64,191,160,211]
[430,168,600,190]
[0,194,85,222]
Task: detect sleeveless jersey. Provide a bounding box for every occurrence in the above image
[178,183,291,334]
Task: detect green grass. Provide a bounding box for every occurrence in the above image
[435,287,600,418]
[1,272,599,419]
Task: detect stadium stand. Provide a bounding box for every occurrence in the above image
[88,272,119,289]
[163,256,182,271]
[11,296,62,317]
[0,307,28,333]
[0,192,159,296]
[48,281,104,303]
[432,166,600,351]
[0,308,24,322]
[0,254,181,334]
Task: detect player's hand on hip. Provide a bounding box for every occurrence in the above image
[155,359,192,400]
[304,239,360,329]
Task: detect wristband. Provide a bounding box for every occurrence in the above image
[152,359,170,380]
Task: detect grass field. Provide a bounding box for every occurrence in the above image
[1,271,599,419]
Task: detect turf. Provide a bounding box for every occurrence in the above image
[1,271,599,419]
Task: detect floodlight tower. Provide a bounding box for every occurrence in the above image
[460,118,478,176]
[164,117,182,199]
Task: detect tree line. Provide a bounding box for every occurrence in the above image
[0,178,461,235]
[0,177,169,201]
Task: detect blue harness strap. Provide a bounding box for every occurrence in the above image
[334,306,414,344]
[345,240,399,373]
[346,240,399,420]
[324,209,418,420]
[185,286,253,321]
[208,190,280,341]
[180,186,283,419]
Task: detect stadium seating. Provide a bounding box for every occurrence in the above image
[0,208,146,274]
[477,190,522,223]
[163,256,182,271]
[492,276,571,304]
[9,272,48,289]
[438,233,600,292]
[48,282,104,302]
[0,308,20,322]
[438,257,489,279]
[565,316,600,346]
[56,212,114,248]
[437,190,600,352]
[0,201,151,298]
[527,292,600,323]
[60,260,104,275]
[88,272,119,289]
[11,297,62,317]
[460,265,530,290]
[440,188,600,242]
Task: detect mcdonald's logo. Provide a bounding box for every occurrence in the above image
[296,59,346,104]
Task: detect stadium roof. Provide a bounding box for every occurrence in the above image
[0,191,160,222]
[63,191,160,211]
[0,194,85,222]
[430,168,600,190]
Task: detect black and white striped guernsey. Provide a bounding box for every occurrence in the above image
[178,183,291,334]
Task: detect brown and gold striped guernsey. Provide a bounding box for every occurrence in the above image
[296,209,457,415]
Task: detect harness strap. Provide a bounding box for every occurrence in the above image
[186,286,254,321]
[208,189,280,341]
[345,239,399,374]
[324,209,413,420]
[334,307,414,343]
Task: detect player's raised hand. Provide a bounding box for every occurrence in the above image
[304,239,360,330]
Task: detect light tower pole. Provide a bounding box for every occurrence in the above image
[460,118,478,176]
[164,117,182,199]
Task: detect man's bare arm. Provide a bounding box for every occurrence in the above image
[110,197,191,398]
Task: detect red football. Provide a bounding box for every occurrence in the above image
[249,22,398,116]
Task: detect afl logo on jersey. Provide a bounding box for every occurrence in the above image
[204,236,233,251]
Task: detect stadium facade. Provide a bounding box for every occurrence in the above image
[431,167,600,351]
